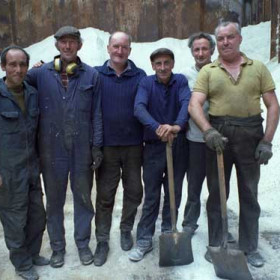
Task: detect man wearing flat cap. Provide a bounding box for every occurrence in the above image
[27,26,103,268]
[129,48,190,261]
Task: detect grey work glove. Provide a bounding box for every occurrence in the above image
[255,140,272,165]
[91,146,103,170]
[203,128,226,153]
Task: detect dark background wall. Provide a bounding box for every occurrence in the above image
[0,0,273,51]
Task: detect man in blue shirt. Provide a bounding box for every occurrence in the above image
[129,48,190,261]
[93,31,146,266]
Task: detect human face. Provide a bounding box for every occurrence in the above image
[152,55,174,85]
[216,23,242,61]
[107,32,131,67]
[192,38,212,69]
[1,49,28,88]
[56,35,82,64]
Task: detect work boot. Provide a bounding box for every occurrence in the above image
[93,241,109,266]
[120,231,133,251]
[78,246,94,265]
[16,267,39,280]
[204,250,212,263]
[50,250,65,268]
[128,245,153,262]
[32,255,50,266]
[227,232,235,243]
[246,251,264,267]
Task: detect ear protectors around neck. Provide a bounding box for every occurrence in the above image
[54,57,78,75]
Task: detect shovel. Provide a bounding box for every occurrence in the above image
[208,152,252,280]
[159,138,193,267]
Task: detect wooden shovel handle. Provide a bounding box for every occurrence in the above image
[166,138,177,232]
[217,152,229,247]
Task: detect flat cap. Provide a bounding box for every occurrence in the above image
[54,26,81,40]
[150,48,174,62]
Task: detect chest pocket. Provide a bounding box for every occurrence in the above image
[0,111,20,133]
[77,85,93,112]
[28,108,39,130]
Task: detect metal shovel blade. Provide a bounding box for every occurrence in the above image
[159,231,194,267]
[208,246,253,280]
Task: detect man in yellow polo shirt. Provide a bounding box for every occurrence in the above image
[189,20,279,268]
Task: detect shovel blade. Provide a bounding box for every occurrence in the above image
[159,231,193,267]
[208,246,252,280]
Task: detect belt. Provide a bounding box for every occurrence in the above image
[209,114,263,127]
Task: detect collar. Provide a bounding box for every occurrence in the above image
[153,72,176,86]
[107,60,131,75]
[211,52,253,68]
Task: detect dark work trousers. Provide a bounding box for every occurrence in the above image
[182,140,206,230]
[95,145,143,242]
[41,145,94,252]
[206,115,263,253]
[0,173,46,271]
[136,134,188,247]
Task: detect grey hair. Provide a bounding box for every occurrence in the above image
[214,21,241,37]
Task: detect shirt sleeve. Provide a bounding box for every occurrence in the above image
[174,75,191,128]
[193,66,209,95]
[92,71,103,147]
[260,62,275,93]
[134,78,160,132]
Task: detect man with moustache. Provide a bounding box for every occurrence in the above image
[129,48,190,262]
[189,20,279,267]
[27,26,103,268]
[0,46,47,280]
[93,31,146,266]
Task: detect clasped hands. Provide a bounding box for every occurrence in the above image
[156,124,180,142]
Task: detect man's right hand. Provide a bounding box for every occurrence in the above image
[203,128,226,153]
[32,60,44,68]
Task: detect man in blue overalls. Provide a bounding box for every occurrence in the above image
[27,26,103,268]
[0,46,48,280]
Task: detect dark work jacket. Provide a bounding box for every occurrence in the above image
[95,60,146,146]
[26,60,103,165]
[0,79,40,207]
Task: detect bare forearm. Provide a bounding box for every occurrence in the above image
[189,99,211,132]
[263,103,279,142]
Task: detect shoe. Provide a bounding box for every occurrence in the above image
[128,245,153,262]
[246,251,264,267]
[182,226,196,236]
[227,232,235,243]
[93,241,109,266]
[50,250,65,268]
[120,231,133,251]
[204,250,212,263]
[78,246,94,265]
[16,267,39,280]
[32,255,50,266]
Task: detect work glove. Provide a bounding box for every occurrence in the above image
[91,146,103,170]
[203,128,226,153]
[255,140,272,165]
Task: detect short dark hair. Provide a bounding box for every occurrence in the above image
[1,45,30,67]
[188,32,216,54]
[150,48,174,62]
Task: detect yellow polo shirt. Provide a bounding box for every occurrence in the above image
[193,53,275,117]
